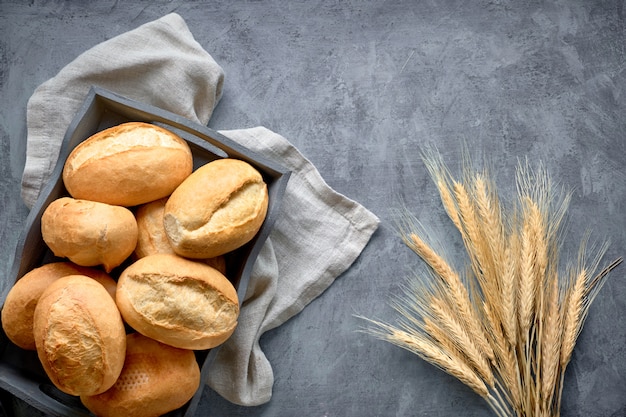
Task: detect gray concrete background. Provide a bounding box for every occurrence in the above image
[1,1,626,416]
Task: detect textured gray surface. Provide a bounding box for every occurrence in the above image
[1,1,626,416]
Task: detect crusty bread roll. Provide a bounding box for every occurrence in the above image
[33,275,126,396]
[80,332,200,417]
[62,122,193,206]
[134,197,227,274]
[1,262,116,350]
[41,197,138,272]
[163,158,269,259]
[116,254,239,350]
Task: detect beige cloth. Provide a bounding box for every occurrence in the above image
[20,13,379,406]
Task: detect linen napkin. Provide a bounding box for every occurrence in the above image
[19,13,380,407]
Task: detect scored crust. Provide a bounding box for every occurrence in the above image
[62,122,193,206]
[116,254,239,350]
[33,275,126,396]
[163,158,269,259]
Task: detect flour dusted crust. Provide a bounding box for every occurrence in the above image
[41,197,138,273]
[163,158,269,259]
[62,122,193,207]
[116,254,239,349]
[33,275,126,396]
[80,333,200,417]
[116,254,239,350]
[1,262,116,350]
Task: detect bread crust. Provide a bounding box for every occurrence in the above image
[163,158,269,259]
[41,197,138,272]
[116,254,239,350]
[1,262,116,350]
[33,275,126,396]
[134,197,173,259]
[80,332,200,417]
[62,122,193,206]
[134,197,227,274]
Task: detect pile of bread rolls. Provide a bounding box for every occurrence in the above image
[1,122,269,417]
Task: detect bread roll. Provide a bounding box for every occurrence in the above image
[33,275,126,396]
[134,197,227,274]
[116,254,239,350]
[81,332,200,417]
[41,197,138,272]
[1,262,116,350]
[62,122,193,206]
[163,158,269,259]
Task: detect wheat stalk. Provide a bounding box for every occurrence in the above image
[539,276,562,415]
[501,234,519,347]
[358,152,621,417]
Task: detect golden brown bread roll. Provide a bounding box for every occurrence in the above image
[116,253,239,350]
[62,122,193,206]
[41,197,138,272]
[134,197,227,274]
[1,262,116,350]
[80,332,200,417]
[33,275,126,396]
[163,158,269,259]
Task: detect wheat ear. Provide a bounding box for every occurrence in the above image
[358,318,490,398]
[539,275,562,415]
[429,296,495,387]
[404,232,496,362]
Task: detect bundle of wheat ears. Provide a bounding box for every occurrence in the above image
[360,152,622,417]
